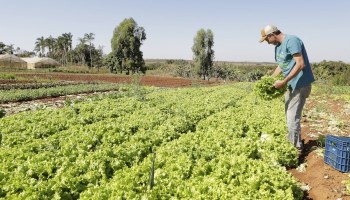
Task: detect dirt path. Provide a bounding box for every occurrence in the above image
[289,95,350,200]
[0,91,117,115]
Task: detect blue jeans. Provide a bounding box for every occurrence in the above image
[285,85,312,149]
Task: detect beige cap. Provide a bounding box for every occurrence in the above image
[259,25,279,42]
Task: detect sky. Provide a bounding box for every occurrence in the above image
[1,0,350,63]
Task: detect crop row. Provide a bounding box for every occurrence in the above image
[0,85,247,199]
[0,82,87,90]
[78,89,302,199]
[0,83,127,103]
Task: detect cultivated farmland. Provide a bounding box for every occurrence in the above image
[0,73,350,199]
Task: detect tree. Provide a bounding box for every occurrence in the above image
[192,29,215,80]
[0,42,6,54]
[72,39,103,69]
[55,36,65,65]
[110,18,146,74]
[62,33,73,64]
[95,45,104,71]
[31,33,105,68]
[103,52,119,73]
[84,33,95,68]
[77,37,87,66]
[34,36,46,57]
[53,33,73,65]
[45,36,56,57]
[4,44,14,55]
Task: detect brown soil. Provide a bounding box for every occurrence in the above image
[289,96,350,200]
[13,73,221,87]
[0,74,222,115]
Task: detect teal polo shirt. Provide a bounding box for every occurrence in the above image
[275,35,315,90]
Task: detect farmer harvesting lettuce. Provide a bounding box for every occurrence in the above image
[259,24,315,152]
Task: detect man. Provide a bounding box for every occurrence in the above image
[259,25,315,152]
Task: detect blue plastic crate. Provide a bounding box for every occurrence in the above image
[324,135,350,172]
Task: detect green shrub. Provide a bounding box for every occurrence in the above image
[312,61,350,86]
[332,69,350,86]
[0,73,16,80]
[0,109,5,118]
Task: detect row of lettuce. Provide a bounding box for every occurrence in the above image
[0,83,127,103]
[0,72,129,104]
[0,83,303,199]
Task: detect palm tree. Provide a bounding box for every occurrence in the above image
[34,36,46,57]
[55,33,73,65]
[77,37,86,66]
[62,33,73,64]
[45,36,56,57]
[84,33,95,68]
[55,36,66,65]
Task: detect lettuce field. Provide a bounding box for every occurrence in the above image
[1,83,306,199]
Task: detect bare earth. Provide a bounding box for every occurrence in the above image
[290,96,350,200]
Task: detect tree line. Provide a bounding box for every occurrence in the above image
[1,17,214,77]
[2,17,349,85]
[33,32,103,69]
[0,33,103,70]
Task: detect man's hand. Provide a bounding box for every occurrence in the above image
[273,80,286,89]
